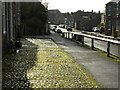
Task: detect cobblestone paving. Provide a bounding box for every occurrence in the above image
[2,38,101,89]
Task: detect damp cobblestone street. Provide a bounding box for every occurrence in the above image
[2,38,101,89]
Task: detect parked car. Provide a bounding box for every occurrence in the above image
[67,27,72,31]
[55,28,62,33]
[56,29,62,33]
[92,27,101,32]
[52,27,56,31]
[50,25,57,31]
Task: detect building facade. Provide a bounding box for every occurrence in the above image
[105,2,117,36]
[21,2,48,36]
[105,1,120,37]
[73,10,101,31]
[63,12,74,28]
[48,9,64,25]
[118,1,120,37]
[2,2,21,54]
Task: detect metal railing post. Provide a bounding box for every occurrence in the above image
[71,33,73,39]
[91,38,94,49]
[62,33,64,37]
[74,34,76,40]
[107,42,110,57]
[60,31,120,57]
[82,35,84,45]
[68,32,69,39]
[65,33,67,38]
[66,32,67,38]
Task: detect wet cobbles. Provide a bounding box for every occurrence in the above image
[2,38,101,89]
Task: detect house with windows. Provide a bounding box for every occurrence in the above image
[63,12,74,28]
[48,9,64,25]
[117,1,120,37]
[105,0,120,37]
[73,10,101,32]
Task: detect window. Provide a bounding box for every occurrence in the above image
[116,5,119,16]
[108,20,111,30]
[108,6,111,16]
[116,20,119,31]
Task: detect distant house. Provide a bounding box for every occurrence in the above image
[105,0,120,37]
[105,2,117,36]
[63,12,74,28]
[48,9,64,25]
[73,10,101,31]
[2,2,21,54]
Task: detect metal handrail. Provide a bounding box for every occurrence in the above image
[62,31,120,57]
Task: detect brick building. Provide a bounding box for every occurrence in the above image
[2,2,21,54]
[21,2,48,36]
[118,1,120,37]
[73,10,101,31]
[48,9,64,25]
[105,2,117,36]
[105,0,120,37]
[63,12,74,28]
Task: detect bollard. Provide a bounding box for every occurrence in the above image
[68,32,70,39]
[67,33,69,39]
[67,33,68,39]
[66,33,67,38]
[74,34,76,40]
[67,32,69,39]
[62,33,64,37]
[76,35,78,40]
[70,33,72,39]
[71,33,73,39]
[65,33,67,38]
[77,35,84,45]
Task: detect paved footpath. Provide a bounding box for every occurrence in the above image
[47,32,119,88]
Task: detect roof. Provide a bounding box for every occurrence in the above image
[106,1,117,5]
[110,0,120,3]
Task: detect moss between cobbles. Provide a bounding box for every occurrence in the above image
[2,38,102,89]
[27,38,102,88]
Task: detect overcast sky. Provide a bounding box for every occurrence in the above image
[47,0,111,13]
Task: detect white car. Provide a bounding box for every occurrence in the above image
[92,27,101,32]
[55,28,62,33]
